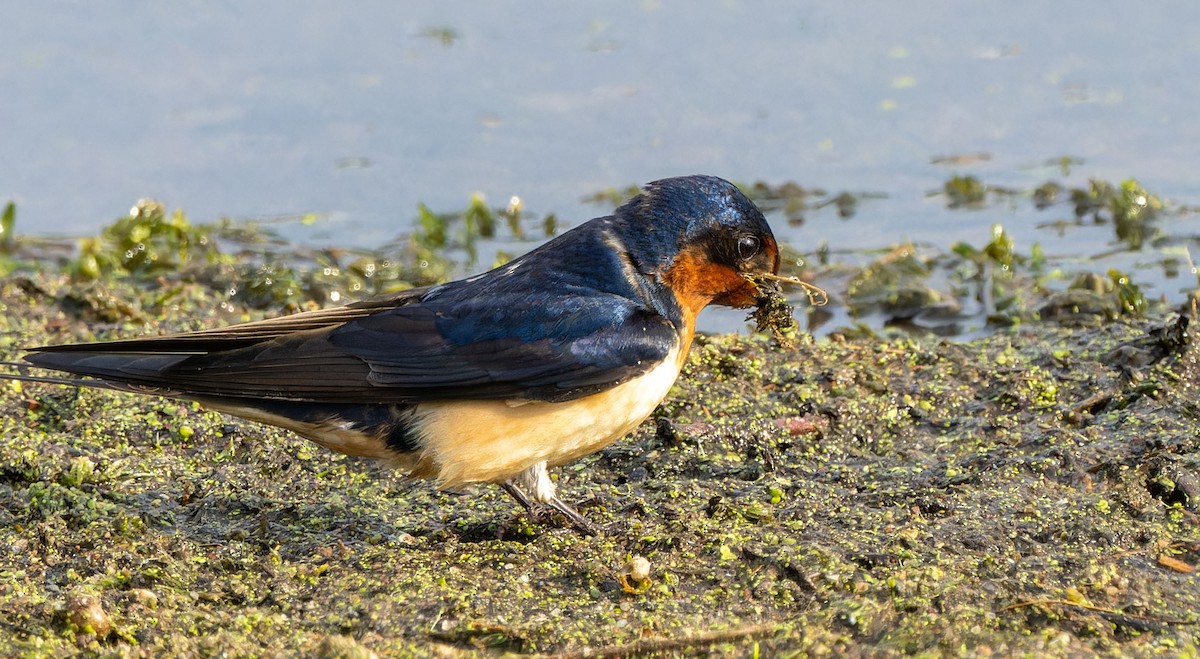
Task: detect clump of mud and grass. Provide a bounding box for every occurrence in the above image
[0,181,1197,656]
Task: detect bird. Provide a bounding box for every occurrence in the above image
[13,175,782,533]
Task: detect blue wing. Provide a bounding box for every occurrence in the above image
[26,282,680,404]
[26,218,686,404]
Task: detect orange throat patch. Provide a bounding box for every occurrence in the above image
[662,244,758,317]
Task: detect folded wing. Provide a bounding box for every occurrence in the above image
[26,287,679,404]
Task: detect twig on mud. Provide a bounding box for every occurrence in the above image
[550,622,778,659]
[999,598,1197,630]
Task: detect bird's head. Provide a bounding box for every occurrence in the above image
[615,175,780,315]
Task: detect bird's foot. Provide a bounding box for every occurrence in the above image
[501,468,597,536]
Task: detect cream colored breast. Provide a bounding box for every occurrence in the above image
[413,345,684,488]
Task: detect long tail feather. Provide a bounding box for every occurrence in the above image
[0,370,124,391]
[0,361,169,394]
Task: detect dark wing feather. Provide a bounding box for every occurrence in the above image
[336,294,678,400]
[28,287,428,354]
[26,288,679,404]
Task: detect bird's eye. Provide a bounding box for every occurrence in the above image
[736,235,761,260]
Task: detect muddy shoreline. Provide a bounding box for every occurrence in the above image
[1,266,1196,655]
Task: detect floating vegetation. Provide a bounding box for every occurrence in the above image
[581,184,643,207]
[0,172,1193,340]
[418,26,459,46]
[940,173,1168,250]
[7,193,550,323]
[743,181,883,225]
[846,245,945,319]
[943,175,988,208]
[1109,268,1149,317]
[1,201,15,253]
[71,200,223,282]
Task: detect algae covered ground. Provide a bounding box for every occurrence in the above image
[0,192,1199,656]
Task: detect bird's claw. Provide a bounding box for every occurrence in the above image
[501,481,597,536]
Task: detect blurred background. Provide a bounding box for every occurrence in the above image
[4,1,1199,335]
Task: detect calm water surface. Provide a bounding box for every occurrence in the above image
[5,2,1199,330]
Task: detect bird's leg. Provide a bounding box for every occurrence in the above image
[501,462,597,535]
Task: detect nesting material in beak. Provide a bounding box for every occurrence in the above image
[744,273,827,348]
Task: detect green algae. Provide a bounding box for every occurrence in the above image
[2,269,1198,656]
[0,188,1197,656]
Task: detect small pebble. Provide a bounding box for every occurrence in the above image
[623,555,651,583]
[65,593,111,636]
[131,588,159,608]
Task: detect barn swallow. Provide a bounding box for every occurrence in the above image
[17,175,781,533]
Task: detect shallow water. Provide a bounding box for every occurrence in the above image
[5,2,1199,333]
